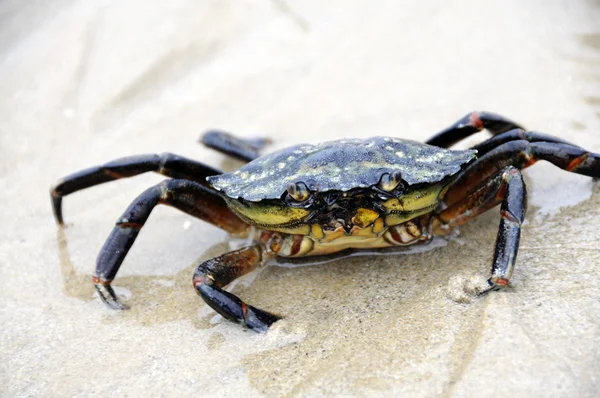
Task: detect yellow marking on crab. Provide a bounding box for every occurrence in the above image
[225,198,310,234]
[268,224,311,235]
[383,182,445,213]
[381,182,446,226]
[322,227,346,242]
[296,236,315,256]
[310,224,325,240]
[319,222,383,242]
[351,208,379,228]
[350,225,380,238]
[306,235,393,256]
[372,217,385,234]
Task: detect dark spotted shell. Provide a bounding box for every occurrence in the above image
[208,137,477,201]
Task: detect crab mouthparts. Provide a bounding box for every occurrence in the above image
[316,204,382,234]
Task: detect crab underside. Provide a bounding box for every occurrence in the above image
[51,112,600,331]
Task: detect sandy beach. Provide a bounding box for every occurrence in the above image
[1,1,600,396]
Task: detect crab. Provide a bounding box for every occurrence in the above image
[51,112,600,331]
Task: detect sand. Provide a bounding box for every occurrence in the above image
[1,0,599,396]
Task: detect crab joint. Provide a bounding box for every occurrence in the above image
[193,274,216,290]
[92,276,112,286]
[491,277,510,287]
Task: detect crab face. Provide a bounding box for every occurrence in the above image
[209,137,476,236]
[223,182,452,238]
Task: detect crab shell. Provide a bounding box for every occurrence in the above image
[208,137,477,201]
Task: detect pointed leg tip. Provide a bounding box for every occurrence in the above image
[50,190,64,225]
[104,298,129,311]
[94,282,129,310]
[245,307,282,332]
[200,129,228,144]
[475,278,511,297]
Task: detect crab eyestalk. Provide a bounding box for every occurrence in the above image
[378,171,403,192]
[286,181,311,202]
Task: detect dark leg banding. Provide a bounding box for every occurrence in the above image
[444,140,600,207]
[471,129,580,157]
[425,111,524,148]
[51,153,222,224]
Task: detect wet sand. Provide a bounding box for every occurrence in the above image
[1,1,600,396]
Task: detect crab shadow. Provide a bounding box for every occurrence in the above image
[241,182,600,395]
[55,218,488,331]
[55,210,518,396]
[56,227,228,329]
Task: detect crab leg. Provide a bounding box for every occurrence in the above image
[432,166,526,293]
[434,139,599,293]
[200,130,271,162]
[50,153,222,224]
[93,178,249,309]
[444,140,600,207]
[425,111,524,148]
[193,245,281,332]
[471,129,580,157]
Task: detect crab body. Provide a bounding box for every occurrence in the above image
[51,111,600,331]
[210,137,476,257]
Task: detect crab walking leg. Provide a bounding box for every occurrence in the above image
[201,130,272,162]
[94,179,249,309]
[425,111,524,148]
[50,153,222,225]
[193,246,281,332]
[444,140,600,207]
[432,167,526,293]
[471,129,580,157]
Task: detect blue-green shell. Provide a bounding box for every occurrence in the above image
[208,137,477,201]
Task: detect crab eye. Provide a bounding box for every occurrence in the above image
[378,171,403,192]
[286,182,311,202]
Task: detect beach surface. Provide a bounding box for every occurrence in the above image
[1,1,600,396]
